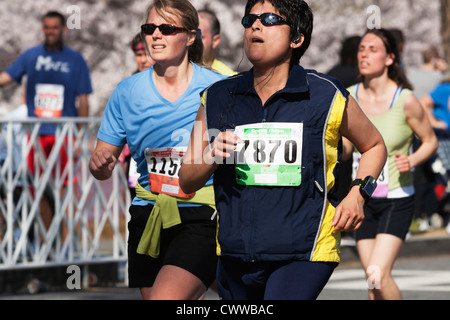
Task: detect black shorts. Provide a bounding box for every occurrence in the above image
[354,196,414,241]
[127,204,218,288]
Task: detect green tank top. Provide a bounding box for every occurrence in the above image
[349,84,414,194]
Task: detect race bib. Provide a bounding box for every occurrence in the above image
[234,123,303,186]
[352,153,389,198]
[34,84,65,118]
[145,147,195,199]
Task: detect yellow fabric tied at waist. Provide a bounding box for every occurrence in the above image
[135,183,216,258]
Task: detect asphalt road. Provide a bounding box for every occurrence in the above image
[318,254,450,300]
[1,254,449,301]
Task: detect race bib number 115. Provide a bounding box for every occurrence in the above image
[145,147,195,199]
[234,123,303,186]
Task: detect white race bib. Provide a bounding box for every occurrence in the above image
[234,123,303,186]
[145,147,194,198]
[34,84,65,118]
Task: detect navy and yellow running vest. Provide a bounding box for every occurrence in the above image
[203,65,348,263]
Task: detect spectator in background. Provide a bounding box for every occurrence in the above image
[389,28,406,71]
[420,78,450,234]
[409,46,448,101]
[198,8,237,76]
[327,36,362,204]
[421,78,450,130]
[327,36,361,88]
[0,11,92,238]
[409,47,448,230]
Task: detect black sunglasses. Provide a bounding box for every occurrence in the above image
[141,24,187,36]
[241,13,289,29]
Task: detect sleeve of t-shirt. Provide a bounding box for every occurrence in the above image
[97,86,127,147]
[74,53,93,96]
[5,51,29,84]
[430,84,447,106]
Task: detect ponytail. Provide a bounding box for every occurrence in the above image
[189,29,204,65]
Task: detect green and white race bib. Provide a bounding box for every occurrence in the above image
[234,123,303,186]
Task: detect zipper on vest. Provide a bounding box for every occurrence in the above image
[262,106,268,122]
[314,180,324,193]
[249,189,257,262]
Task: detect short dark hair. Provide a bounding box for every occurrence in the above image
[198,9,221,36]
[244,0,313,67]
[42,11,66,26]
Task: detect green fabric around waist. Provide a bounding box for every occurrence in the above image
[135,183,216,258]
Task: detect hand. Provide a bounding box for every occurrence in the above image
[210,131,241,164]
[89,147,118,176]
[395,153,412,173]
[331,188,365,233]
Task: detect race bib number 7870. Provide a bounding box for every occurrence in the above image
[234,123,303,186]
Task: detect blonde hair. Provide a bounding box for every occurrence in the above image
[144,0,204,64]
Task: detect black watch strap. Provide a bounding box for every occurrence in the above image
[349,179,363,190]
[350,177,376,200]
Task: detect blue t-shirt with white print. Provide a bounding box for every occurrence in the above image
[6,44,92,135]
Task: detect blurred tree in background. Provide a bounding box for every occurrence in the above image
[0,0,445,116]
[442,0,450,64]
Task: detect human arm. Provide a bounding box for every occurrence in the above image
[89,140,124,181]
[0,72,13,87]
[77,94,89,118]
[420,94,448,130]
[179,105,240,194]
[396,94,438,172]
[332,96,387,233]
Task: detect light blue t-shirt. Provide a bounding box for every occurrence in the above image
[97,63,225,206]
[6,45,92,135]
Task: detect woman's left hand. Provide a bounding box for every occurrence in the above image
[331,188,365,233]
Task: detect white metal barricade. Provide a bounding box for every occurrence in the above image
[0,118,130,271]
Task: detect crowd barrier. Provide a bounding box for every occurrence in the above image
[0,118,130,274]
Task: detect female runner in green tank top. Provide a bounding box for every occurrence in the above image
[343,29,438,300]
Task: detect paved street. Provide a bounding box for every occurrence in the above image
[0,254,449,300]
[318,254,450,300]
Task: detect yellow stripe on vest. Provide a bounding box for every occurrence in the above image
[312,91,346,263]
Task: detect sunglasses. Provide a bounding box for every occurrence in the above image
[141,24,187,36]
[241,13,289,29]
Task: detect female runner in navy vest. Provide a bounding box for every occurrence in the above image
[180,0,387,300]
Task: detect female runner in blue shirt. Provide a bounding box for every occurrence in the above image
[180,0,387,300]
[89,0,225,300]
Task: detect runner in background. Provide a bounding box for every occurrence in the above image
[89,0,226,300]
[131,32,155,75]
[344,28,438,300]
[0,11,92,238]
[198,8,237,76]
[121,33,155,199]
[180,0,387,300]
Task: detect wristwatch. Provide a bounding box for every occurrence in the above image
[349,176,377,200]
